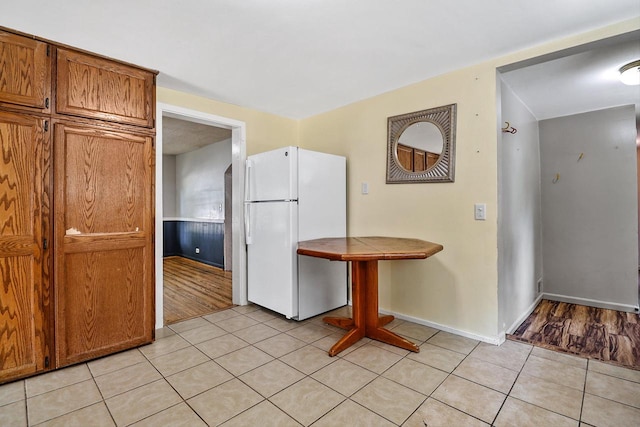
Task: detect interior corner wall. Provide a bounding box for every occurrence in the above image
[540,106,639,309]
[498,79,543,333]
[298,18,638,342]
[299,63,502,341]
[162,154,177,217]
[175,139,232,219]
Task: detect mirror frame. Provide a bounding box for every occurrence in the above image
[386,103,457,183]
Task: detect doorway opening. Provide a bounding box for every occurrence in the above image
[161,117,233,324]
[496,30,639,336]
[155,104,247,329]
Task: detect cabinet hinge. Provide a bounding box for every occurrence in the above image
[44,356,50,368]
[44,120,49,132]
[46,45,50,56]
[45,97,50,109]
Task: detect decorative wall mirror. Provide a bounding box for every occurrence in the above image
[386,104,457,183]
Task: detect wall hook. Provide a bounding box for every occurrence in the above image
[552,173,560,183]
[578,153,584,161]
[501,121,517,134]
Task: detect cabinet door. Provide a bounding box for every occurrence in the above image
[54,122,154,366]
[0,111,52,383]
[426,152,440,169]
[0,31,51,111]
[396,143,413,171]
[414,148,426,172]
[56,49,154,128]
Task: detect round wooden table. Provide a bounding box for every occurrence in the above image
[297,236,443,356]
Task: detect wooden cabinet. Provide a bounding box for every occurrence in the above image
[0,27,155,383]
[414,148,426,172]
[56,49,154,127]
[0,111,52,381]
[397,143,439,172]
[397,144,414,172]
[426,151,439,169]
[0,31,51,112]
[54,123,154,366]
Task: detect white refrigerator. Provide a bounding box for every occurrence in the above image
[244,146,347,320]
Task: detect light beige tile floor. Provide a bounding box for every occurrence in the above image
[1,304,639,426]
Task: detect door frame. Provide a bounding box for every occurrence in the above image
[155,103,248,329]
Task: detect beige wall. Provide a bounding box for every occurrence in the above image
[156,18,639,342]
[300,66,501,339]
[300,18,640,341]
[157,87,299,155]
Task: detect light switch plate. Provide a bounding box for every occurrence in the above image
[361,182,369,195]
[474,203,486,220]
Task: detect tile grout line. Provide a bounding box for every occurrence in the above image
[578,359,589,425]
[11,306,639,426]
[448,340,501,426]
[506,343,586,424]
[87,363,119,427]
[488,344,530,426]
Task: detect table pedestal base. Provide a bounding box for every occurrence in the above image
[322,260,420,357]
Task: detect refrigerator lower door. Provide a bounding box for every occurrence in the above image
[246,201,297,318]
[298,256,347,320]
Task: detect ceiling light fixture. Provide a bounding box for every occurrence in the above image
[619,60,640,85]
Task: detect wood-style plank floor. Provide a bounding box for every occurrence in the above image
[163,256,232,325]
[508,299,640,370]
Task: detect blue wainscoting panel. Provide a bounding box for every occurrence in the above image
[163,220,224,268]
[163,221,179,256]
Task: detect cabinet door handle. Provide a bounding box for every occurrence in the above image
[43,238,48,250]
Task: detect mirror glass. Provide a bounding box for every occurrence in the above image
[386,104,456,183]
[396,121,443,173]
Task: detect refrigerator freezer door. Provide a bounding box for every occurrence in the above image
[246,201,298,318]
[297,149,346,241]
[246,146,298,202]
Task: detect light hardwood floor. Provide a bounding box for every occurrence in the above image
[163,256,232,325]
[509,299,640,370]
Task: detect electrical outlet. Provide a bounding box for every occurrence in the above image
[537,279,542,293]
[195,247,200,254]
[474,203,486,220]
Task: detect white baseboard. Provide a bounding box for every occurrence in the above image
[506,293,544,335]
[379,308,505,346]
[543,293,640,313]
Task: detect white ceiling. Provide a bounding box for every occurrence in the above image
[2,1,639,119]
[162,117,231,155]
[500,33,640,121]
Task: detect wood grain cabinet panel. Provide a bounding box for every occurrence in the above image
[426,152,440,169]
[56,48,154,128]
[54,123,154,366]
[397,143,440,172]
[0,111,52,382]
[397,144,413,172]
[0,31,51,111]
[414,148,426,172]
[0,28,156,381]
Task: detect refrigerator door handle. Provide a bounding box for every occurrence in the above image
[244,159,253,202]
[244,203,252,245]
